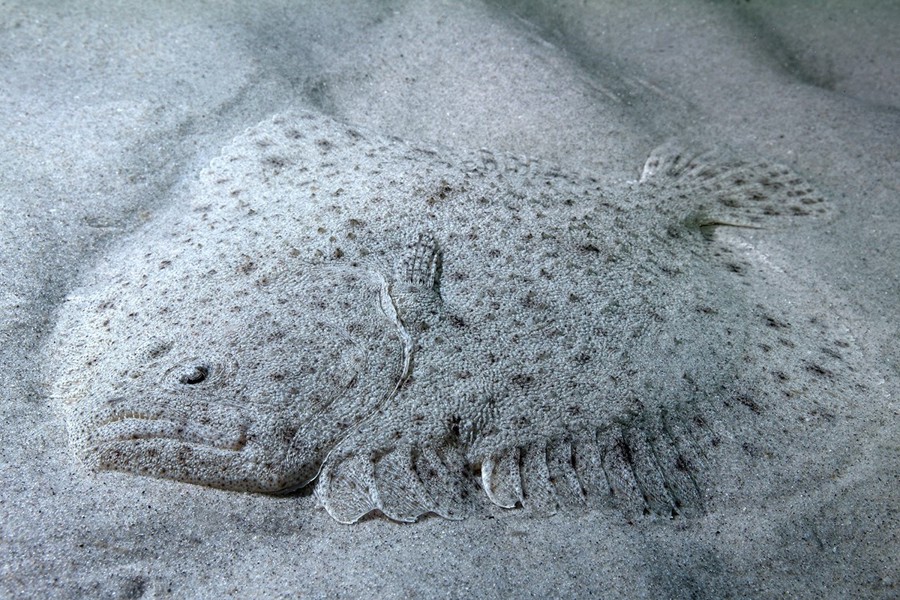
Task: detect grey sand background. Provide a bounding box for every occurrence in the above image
[1,1,897,598]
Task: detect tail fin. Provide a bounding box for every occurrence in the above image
[640,143,830,228]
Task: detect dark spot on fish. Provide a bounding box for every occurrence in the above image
[573,353,591,364]
[447,415,461,439]
[448,314,466,328]
[719,197,740,208]
[805,363,834,378]
[764,315,790,329]
[737,395,762,414]
[821,347,843,360]
[616,436,634,466]
[146,342,173,360]
[511,373,534,387]
[238,257,257,275]
[263,156,287,169]
[521,291,548,310]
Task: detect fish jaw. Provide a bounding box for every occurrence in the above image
[68,395,310,493]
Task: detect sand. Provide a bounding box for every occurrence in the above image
[1,1,897,598]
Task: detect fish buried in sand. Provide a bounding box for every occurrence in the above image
[47,111,863,523]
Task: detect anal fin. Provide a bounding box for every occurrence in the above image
[414,444,474,520]
[546,439,588,506]
[316,450,378,524]
[318,435,475,523]
[371,445,435,523]
[481,447,524,509]
[520,441,559,515]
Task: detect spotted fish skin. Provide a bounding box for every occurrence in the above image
[47,111,857,523]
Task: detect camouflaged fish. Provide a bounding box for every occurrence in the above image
[47,111,864,523]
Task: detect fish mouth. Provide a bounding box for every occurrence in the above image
[76,398,248,454]
[70,397,303,493]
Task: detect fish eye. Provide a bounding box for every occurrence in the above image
[178,365,209,385]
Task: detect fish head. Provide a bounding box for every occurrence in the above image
[53,262,405,492]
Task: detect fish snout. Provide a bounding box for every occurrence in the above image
[75,393,251,452]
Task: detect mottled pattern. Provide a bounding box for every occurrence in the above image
[47,111,862,523]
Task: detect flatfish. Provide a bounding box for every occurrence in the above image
[47,111,863,523]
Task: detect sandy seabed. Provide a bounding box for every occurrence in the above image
[1,1,897,598]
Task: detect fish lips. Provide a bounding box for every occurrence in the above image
[71,394,316,493]
[71,394,250,460]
